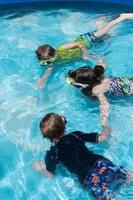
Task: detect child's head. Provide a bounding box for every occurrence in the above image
[68,65,104,95]
[40,113,67,142]
[36,44,56,63]
[68,66,94,85]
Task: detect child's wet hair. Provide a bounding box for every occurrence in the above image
[68,65,104,96]
[68,67,94,84]
[36,44,56,61]
[93,65,104,79]
[40,113,66,142]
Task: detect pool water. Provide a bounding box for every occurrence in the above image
[0,2,133,200]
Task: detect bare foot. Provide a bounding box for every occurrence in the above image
[120,13,133,20]
[127,172,133,184]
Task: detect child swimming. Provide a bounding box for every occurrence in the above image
[67,60,133,128]
[35,13,133,86]
[34,113,133,200]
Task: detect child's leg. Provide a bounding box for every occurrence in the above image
[97,194,116,200]
[130,82,133,94]
[127,172,133,183]
[95,16,107,30]
[94,13,133,38]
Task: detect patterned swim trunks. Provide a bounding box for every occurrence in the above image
[85,159,127,199]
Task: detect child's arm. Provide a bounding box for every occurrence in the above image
[94,13,133,38]
[97,93,110,129]
[60,42,89,59]
[37,67,52,87]
[92,89,110,129]
[72,128,111,144]
[33,161,53,177]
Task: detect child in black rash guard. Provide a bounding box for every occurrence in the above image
[34,113,133,200]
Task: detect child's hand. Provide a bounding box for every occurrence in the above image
[33,161,45,171]
[33,161,53,177]
[103,127,111,135]
[98,127,111,142]
[82,52,89,60]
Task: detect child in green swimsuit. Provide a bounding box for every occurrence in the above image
[35,13,133,86]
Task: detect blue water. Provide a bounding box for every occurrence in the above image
[0,2,133,200]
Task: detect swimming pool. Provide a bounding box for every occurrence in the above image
[0,0,133,6]
[0,2,133,200]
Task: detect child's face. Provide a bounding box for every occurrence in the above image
[40,53,58,66]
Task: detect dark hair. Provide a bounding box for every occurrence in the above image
[68,65,104,96]
[40,113,66,142]
[35,44,56,61]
